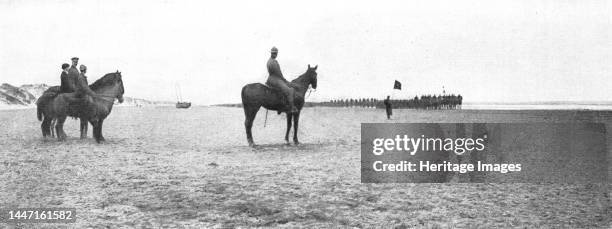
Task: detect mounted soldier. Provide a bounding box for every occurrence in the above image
[72,64,99,119]
[67,57,80,86]
[64,59,98,120]
[59,63,74,93]
[61,58,96,100]
[38,56,124,142]
[75,65,97,100]
[266,47,298,114]
[56,57,80,95]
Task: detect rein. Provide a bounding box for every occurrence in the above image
[306,87,315,99]
[95,94,118,103]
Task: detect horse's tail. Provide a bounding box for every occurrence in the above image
[37,105,43,121]
[241,85,245,99]
[241,84,250,106]
[36,95,47,121]
[36,86,61,121]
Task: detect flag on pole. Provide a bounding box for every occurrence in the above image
[393,80,402,90]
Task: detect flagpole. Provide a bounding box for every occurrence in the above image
[392,80,401,99]
[391,80,401,113]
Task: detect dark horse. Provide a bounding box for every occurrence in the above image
[36,71,125,143]
[241,65,318,146]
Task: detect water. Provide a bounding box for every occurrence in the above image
[462,103,612,110]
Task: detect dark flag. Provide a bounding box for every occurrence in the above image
[393,80,401,90]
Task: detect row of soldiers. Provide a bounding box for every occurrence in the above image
[391,94,463,110]
[320,94,463,110]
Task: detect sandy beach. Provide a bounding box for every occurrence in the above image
[0,107,610,228]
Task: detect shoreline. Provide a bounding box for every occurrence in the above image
[0,105,36,111]
[4,104,612,111]
[0,104,178,111]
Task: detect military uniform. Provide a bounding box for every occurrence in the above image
[68,65,80,78]
[265,47,297,113]
[60,68,78,94]
[75,66,97,99]
[384,97,392,119]
[266,57,285,80]
[65,65,80,93]
[65,65,97,118]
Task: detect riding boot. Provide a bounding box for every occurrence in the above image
[268,76,298,113]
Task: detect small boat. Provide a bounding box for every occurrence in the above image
[176,102,191,108]
[175,83,191,109]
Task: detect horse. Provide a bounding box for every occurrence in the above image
[241,64,318,146]
[36,86,61,137]
[36,71,125,143]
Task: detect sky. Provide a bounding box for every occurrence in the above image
[0,0,610,105]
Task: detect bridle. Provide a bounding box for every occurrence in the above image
[96,94,119,103]
[95,81,123,103]
[306,73,317,99]
[306,87,315,99]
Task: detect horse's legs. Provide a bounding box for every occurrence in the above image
[55,116,68,141]
[285,113,293,144]
[244,105,260,146]
[293,111,300,145]
[80,118,88,139]
[50,118,56,138]
[90,120,99,141]
[41,116,51,138]
[95,119,105,143]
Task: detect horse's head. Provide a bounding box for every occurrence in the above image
[115,70,125,103]
[306,64,318,89]
[90,70,125,103]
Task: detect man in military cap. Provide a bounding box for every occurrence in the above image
[266,47,297,113]
[65,64,98,119]
[75,65,97,100]
[59,57,82,94]
[68,57,80,79]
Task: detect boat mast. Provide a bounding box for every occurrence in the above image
[175,83,184,103]
[179,84,183,102]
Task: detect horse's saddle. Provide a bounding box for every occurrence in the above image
[263,82,297,91]
[63,93,95,118]
[263,83,295,115]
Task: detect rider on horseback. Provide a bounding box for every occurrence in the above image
[67,57,81,87]
[73,64,99,118]
[76,65,98,100]
[57,57,81,95]
[61,57,98,117]
[59,63,74,93]
[62,57,97,100]
[266,47,298,114]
